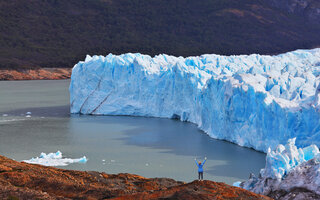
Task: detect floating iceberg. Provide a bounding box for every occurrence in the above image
[237,139,320,199]
[23,151,87,166]
[70,48,320,152]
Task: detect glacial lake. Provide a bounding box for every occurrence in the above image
[0,80,265,184]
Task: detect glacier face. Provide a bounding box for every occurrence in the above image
[70,49,320,152]
[237,138,320,199]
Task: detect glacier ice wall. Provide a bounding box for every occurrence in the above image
[70,48,320,152]
[237,138,320,199]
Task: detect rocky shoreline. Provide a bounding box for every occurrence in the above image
[0,68,71,80]
[0,155,271,200]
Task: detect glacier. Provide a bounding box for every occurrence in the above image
[70,48,320,152]
[236,138,320,199]
[23,151,87,166]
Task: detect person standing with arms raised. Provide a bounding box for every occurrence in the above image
[195,157,207,181]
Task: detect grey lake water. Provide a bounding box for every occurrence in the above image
[0,80,265,184]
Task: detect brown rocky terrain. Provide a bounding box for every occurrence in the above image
[0,68,71,80]
[0,155,272,200]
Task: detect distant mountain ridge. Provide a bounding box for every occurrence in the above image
[0,0,319,69]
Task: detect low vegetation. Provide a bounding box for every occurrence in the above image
[0,0,319,69]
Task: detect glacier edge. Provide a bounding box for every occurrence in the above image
[70,49,320,152]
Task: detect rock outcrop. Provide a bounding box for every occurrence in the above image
[0,155,271,200]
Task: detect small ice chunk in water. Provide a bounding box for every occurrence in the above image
[77,156,87,163]
[23,151,87,166]
[111,160,115,162]
[2,114,8,117]
[26,112,32,115]
[102,159,105,162]
[145,163,149,166]
[26,115,31,118]
[233,181,241,187]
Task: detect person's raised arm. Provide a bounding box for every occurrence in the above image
[195,158,199,166]
[202,157,207,165]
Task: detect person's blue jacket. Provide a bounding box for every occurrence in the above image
[195,159,206,172]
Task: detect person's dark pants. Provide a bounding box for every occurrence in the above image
[198,172,203,180]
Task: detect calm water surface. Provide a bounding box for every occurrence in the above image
[0,80,265,184]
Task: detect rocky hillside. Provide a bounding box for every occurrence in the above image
[0,155,271,200]
[1,0,320,69]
